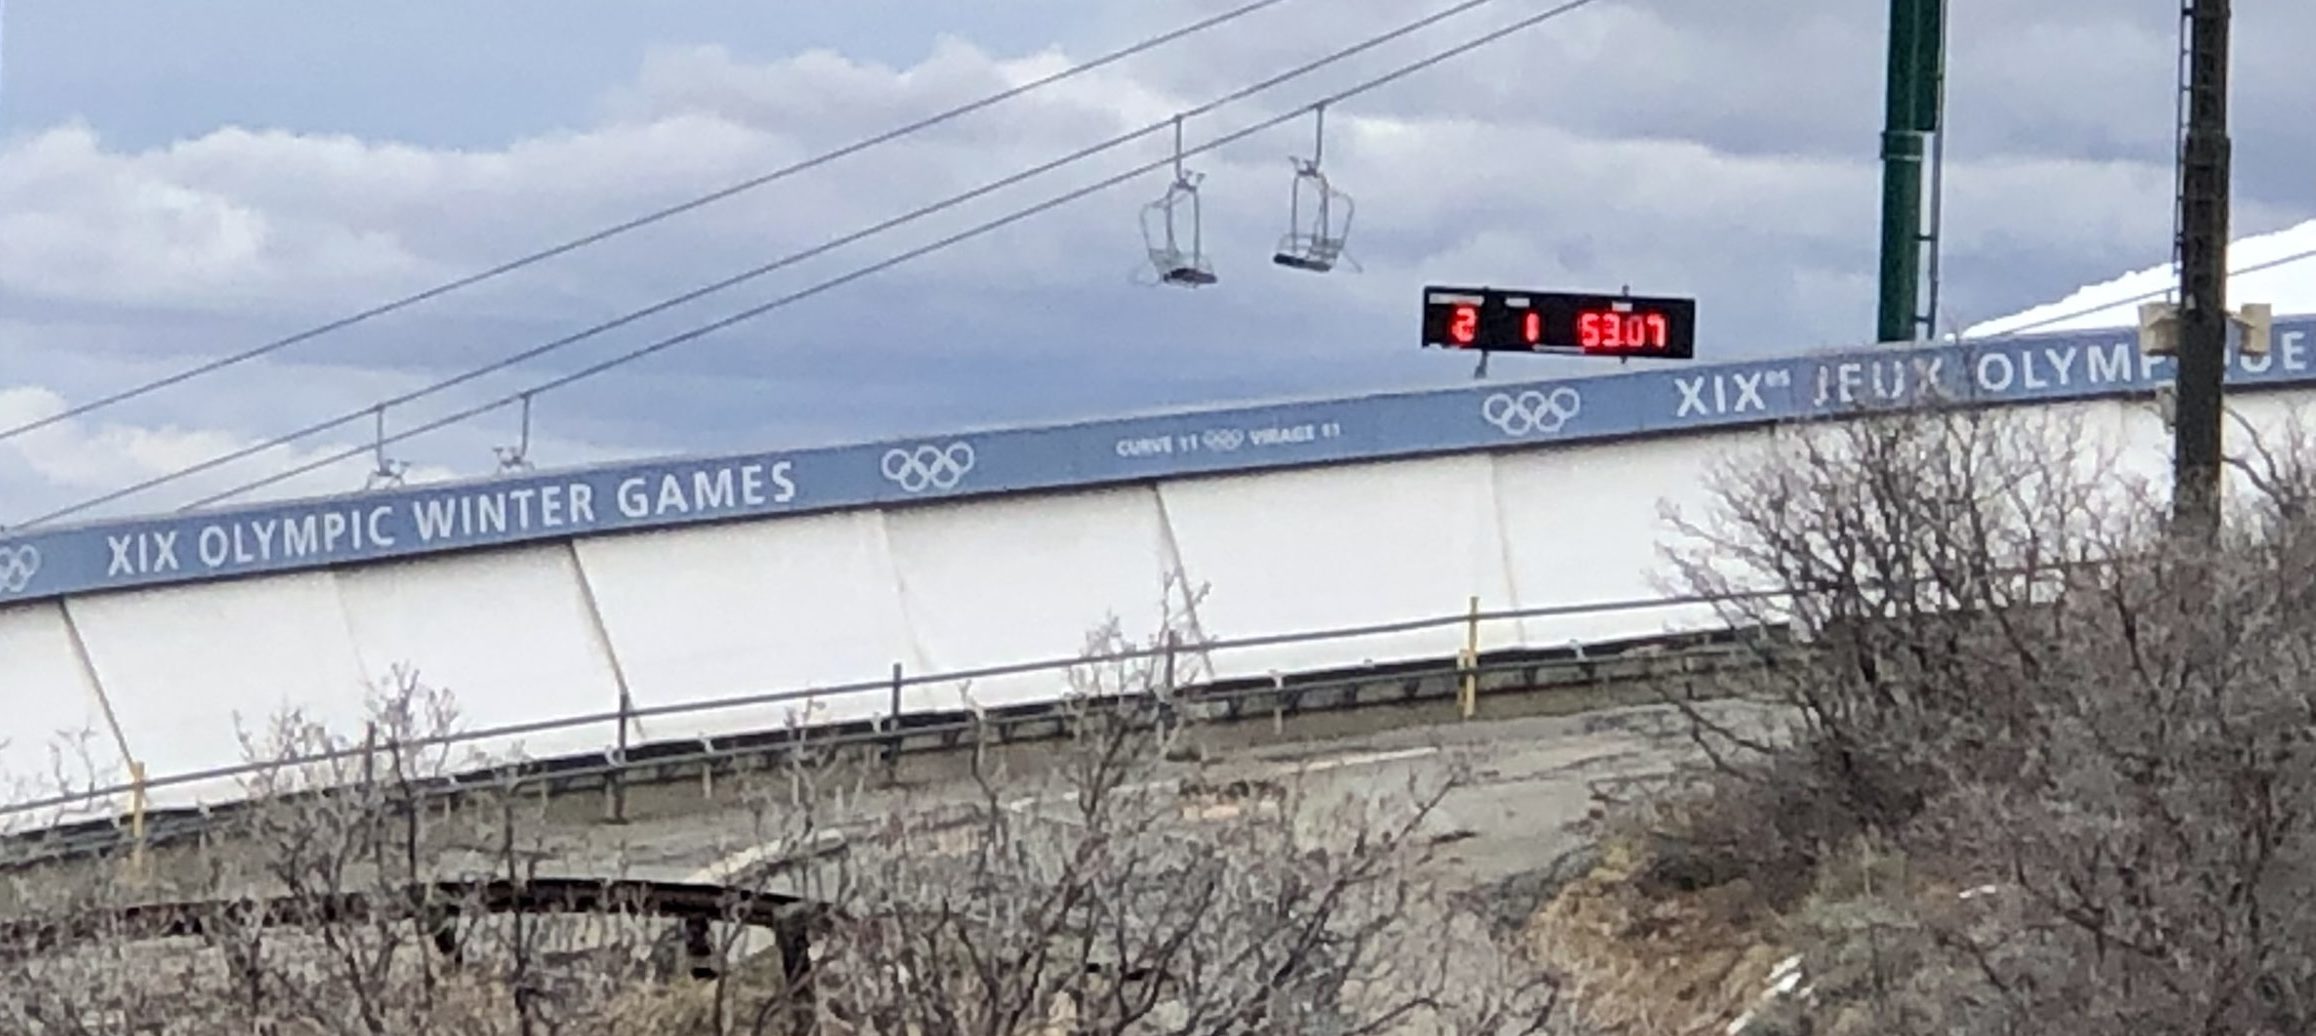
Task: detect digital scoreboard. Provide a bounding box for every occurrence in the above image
[1420,286,1698,359]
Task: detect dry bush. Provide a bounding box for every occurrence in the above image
[768,581,1563,1035]
[1593,399,2316,1033]
[0,671,684,1036]
[1,586,1564,1035]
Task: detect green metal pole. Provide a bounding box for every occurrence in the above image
[1876,0,1943,344]
[1876,135,1924,344]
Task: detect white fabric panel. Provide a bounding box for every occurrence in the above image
[2039,396,2314,524]
[1494,436,1739,648]
[573,512,911,739]
[0,601,122,828]
[1160,454,1514,681]
[334,543,624,764]
[882,485,1175,713]
[2215,394,2316,494]
[65,573,372,799]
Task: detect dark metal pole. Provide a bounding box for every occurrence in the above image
[2174,0,2232,535]
[1875,0,1943,344]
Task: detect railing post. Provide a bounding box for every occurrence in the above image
[605,688,633,825]
[128,760,149,880]
[1458,595,1481,720]
[700,737,715,800]
[1272,673,1286,735]
[1160,630,1180,736]
[1162,630,1179,694]
[362,721,378,789]
[885,662,904,781]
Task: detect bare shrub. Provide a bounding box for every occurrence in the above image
[1624,399,2316,1033]
[758,581,1561,1034]
[781,700,1559,1035]
[0,669,680,1035]
[2,593,1563,1035]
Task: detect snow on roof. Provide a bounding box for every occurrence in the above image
[1966,217,2316,338]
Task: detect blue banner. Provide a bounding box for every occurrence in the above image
[2,319,2311,605]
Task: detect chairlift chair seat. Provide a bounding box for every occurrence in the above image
[1271,250,1334,273]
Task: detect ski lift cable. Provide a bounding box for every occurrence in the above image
[0,0,1309,446]
[36,0,1616,524]
[176,0,1617,511]
[19,0,1549,527]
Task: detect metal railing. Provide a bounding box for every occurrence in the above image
[0,586,1792,842]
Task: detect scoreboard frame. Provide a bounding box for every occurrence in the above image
[1420,285,1698,359]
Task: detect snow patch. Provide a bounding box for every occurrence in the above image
[1968,217,2316,338]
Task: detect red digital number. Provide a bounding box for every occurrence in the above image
[1523,311,1541,344]
[1583,311,1627,350]
[1450,305,1478,345]
[1579,309,1671,353]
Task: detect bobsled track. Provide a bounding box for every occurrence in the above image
[4,316,2315,831]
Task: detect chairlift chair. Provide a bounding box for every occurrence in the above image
[494,394,537,473]
[1138,116,1218,288]
[1141,172,1217,287]
[1271,157,1355,273]
[364,406,409,490]
[1271,105,1356,274]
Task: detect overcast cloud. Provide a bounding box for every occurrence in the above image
[0,0,2311,524]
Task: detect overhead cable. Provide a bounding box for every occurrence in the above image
[22,0,1570,526]
[0,0,1305,445]
[153,0,1616,516]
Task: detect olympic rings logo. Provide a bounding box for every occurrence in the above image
[1200,428,1245,452]
[1481,388,1582,437]
[881,442,977,493]
[0,544,41,595]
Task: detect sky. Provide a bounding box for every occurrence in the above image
[1,0,2312,525]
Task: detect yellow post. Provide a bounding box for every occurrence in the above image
[1458,595,1481,720]
[128,760,149,879]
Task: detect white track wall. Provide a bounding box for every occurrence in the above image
[3,390,2307,820]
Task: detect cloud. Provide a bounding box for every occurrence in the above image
[0,1,2310,525]
[0,123,451,314]
[0,328,654,523]
[0,383,454,520]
